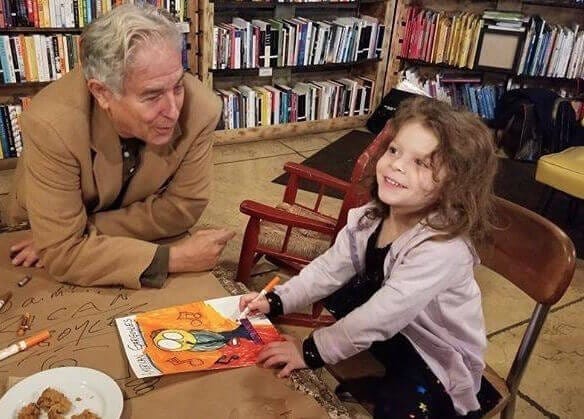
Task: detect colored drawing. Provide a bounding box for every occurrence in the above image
[115,296,281,378]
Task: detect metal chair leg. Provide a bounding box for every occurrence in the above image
[567,198,580,226]
[501,394,517,419]
[539,187,555,215]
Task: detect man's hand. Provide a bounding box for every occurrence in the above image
[256,335,307,378]
[168,228,235,273]
[10,235,43,268]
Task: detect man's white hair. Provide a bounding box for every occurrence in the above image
[80,4,182,93]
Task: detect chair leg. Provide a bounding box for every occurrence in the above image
[538,186,555,215]
[501,394,517,419]
[567,198,580,226]
[235,218,261,284]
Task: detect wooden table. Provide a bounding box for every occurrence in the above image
[0,231,328,418]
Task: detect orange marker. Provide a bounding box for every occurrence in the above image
[238,276,281,320]
[0,330,50,361]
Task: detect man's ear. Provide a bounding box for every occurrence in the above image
[87,79,113,110]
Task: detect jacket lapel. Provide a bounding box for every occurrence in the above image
[90,104,123,211]
[120,125,182,207]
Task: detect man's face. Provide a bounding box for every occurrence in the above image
[102,41,185,145]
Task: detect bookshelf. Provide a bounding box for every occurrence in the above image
[384,0,584,119]
[0,1,195,166]
[197,0,397,144]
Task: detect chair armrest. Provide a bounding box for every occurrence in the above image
[284,162,351,193]
[240,200,336,235]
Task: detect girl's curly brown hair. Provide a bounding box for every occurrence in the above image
[367,96,498,245]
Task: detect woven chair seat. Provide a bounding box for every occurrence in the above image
[257,203,334,260]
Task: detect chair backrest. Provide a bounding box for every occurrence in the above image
[477,197,576,305]
[334,123,394,235]
[477,197,575,411]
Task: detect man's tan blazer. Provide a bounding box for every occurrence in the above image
[6,69,222,289]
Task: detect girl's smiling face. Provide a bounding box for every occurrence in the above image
[376,121,446,215]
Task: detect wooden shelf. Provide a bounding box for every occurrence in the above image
[397,57,583,83]
[513,74,583,83]
[522,0,584,9]
[213,1,276,10]
[0,81,52,90]
[199,0,394,142]
[211,58,381,76]
[0,27,83,33]
[212,0,361,10]
[211,114,368,144]
[397,57,512,76]
[0,157,18,171]
[293,1,358,8]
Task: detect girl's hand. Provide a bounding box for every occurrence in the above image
[256,335,307,378]
[238,292,270,315]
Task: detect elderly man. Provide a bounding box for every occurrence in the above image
[5,5,234,289]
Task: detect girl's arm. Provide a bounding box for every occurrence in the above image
[273,213,362,314]
[313,237,475,365]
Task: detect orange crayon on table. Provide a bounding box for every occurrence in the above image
[0,330,50,362]
[237,276,281,321]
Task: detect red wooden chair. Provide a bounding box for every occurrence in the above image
[235,124,394,327]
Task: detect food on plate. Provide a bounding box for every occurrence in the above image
[16,387,101,419]
[17,402,40,419]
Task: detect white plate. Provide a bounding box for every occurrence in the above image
[0,367,123,419]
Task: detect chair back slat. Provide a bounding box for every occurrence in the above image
[283,173,299,204]
[334,124,394,237]
[477,197,576,305]
[314,184,325,212]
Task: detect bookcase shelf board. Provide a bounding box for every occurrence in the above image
[522,0,584,10]
[211,57,381,76]
[0,28,84,34]
[212,1,371,10]
[0,82,51,90]
[213,1,277,10]
[211,114,367,144]
[398,57,584,83]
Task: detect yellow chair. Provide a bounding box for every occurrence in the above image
[535,146,584,221]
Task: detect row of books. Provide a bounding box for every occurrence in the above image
[0,103,24,159]
[212,15,384,70]
[401,68,504,121]
[215,76,374,130]
[0,33,80,83]
[400,7,483,69]
[517,16,584,79]
[0,32,189,84]
[0,0,187,29]
[400,6,584,79]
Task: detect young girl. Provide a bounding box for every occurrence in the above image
[240,97,498,418]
